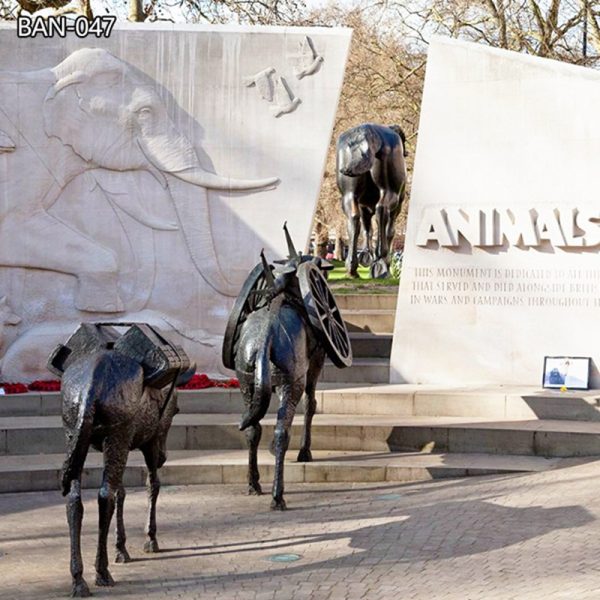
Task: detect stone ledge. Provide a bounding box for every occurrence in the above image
[0,449,558,493]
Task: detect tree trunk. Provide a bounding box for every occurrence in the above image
[314,220,329,259]
[81,0,92,19]
[128,0,144,22]
[334,224,345,260]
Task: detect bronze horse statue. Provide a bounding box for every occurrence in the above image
[49,324,192,597]
[337,123,407,278]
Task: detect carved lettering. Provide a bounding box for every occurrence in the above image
[416,206,600,250]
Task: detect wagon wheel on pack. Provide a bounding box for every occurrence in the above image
[222,262,274,370]
[297,262,352,368]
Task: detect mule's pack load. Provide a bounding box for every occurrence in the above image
[48,322,190,389]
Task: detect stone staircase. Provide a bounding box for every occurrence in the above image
[321,293,396,384]
[1,292,598,494]
[0,392,564,493]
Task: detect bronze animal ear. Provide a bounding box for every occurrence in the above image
[260,249,276,289]
[283,222,300,260]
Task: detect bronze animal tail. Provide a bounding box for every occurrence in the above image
[61,387,96,496]
[239,337,272,431]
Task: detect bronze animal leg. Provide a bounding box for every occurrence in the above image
[272,378,305,511]
[343,194,361,278]
[359,205,374,267]
[246,423,263,495]
[371,198,394,278]
[298,351,325,463]
[142,444,161,553]
[240,379,264,495]
[375,202,390,261]
[95,440,128,587]
[386,198,402,264]
[66,479,91,598]
[114,485,131,563]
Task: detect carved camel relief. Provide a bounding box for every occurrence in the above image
[0,48,278,312]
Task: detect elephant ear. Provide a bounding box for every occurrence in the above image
[43,72,94,162]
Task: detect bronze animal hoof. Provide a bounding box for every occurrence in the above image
[115,549,131,563]
[71,579,91,597]
[248,483,263,496]
[270,498,287,511]
[95,570,115,587]
[297,449,312,462]
[143,539,160,553]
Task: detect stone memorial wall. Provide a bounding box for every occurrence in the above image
[391,37,600,387]
[0,23,350,381]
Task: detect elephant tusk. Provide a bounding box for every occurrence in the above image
[46,70,88,99]
[170,167,279,192]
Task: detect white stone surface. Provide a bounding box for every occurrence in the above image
[0,23,350,381]
[391,37,600,387]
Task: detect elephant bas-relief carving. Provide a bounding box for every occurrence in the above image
[0,48,279,313]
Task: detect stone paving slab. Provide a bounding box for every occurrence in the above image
[2,459,600,599]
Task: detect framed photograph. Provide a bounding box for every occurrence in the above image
[542,356,591,390]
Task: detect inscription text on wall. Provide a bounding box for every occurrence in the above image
[416,207,600,249]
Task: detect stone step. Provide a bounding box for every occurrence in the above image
[342,309,395,333]
[333,294,398,311]
[321,358,389,384]
[316,385,600,421]
[0,389,253,418]
[349,333,392,358]
[3,414,600,458]
[4,385,600,421]
[0,449,558,494]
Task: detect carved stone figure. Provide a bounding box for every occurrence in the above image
[49,323,193,597]
[294,36,324,80]
[0,28,352,384]
[222,225,351,510]
[0,47,278,313]
[0,296,20,338]
[244,67,277,101]
[270,76,301,118]
[0,296,20,378]
[337,123,407,278]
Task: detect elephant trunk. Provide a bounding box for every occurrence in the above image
[168,178,241,296]
[138,123,279,295]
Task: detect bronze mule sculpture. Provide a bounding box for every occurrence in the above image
[337,123,407,279]
[49,323,192,597]
[222,226,351,510]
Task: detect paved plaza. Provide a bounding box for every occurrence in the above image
[2,459,600,599]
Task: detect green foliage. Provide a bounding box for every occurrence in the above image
[326,260,399,294]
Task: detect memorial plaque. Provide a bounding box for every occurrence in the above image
[391,37,600,386]
[0,23,350,381]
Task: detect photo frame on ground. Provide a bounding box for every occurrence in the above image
[542,356,590,390]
